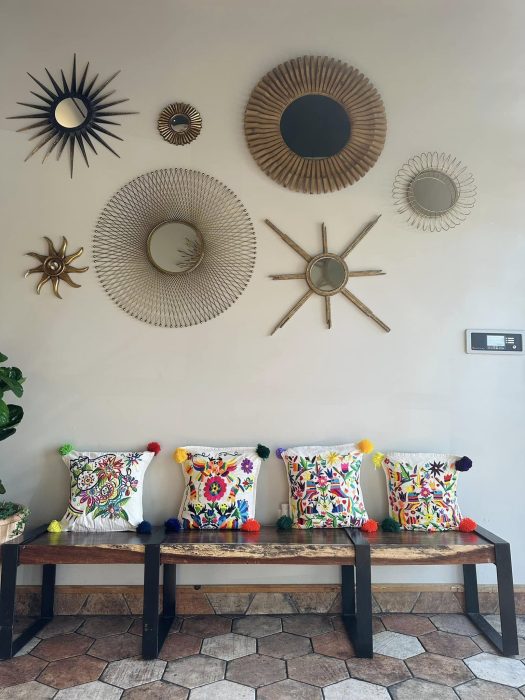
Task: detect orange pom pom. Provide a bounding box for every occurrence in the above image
[360,519,378,533]
[357,439,374,454]
[458,517,477,532]
[241,519,261,532]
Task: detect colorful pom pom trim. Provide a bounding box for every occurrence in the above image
[47,520,62,533]
[256,444,270,459]
[381,517,401,532]
[58,443,74,456]
[357,439,374,454]
[360,519,378,533]
[241,519,261,532]
[372,452,385,469]
[147,442,161,455]
[173,448,188,463]
[136,520,152,534]
[165,518,182,532]
[275,447,286,459]
[458,517,477,532]
[455,456,473,472]
[276,515,293,530]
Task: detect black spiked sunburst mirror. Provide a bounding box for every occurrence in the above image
[8,54,137,177]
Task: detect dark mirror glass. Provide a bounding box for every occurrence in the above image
[55,97,88,129]
[170,114,191,133]
[409,170,458,214]
[280,94,351,158]
[308,256,347,293]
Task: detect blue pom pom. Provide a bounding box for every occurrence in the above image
[165,517,181,532]
[136,520,152,534]
[455,456,473,472]
[275,447,286,459]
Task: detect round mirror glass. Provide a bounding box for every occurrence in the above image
[280,94,351,158]
[169,114,191,133]
[54,97,89,128]
[409,170,458,214]
[308,255,347,294]
[147,221,204,273]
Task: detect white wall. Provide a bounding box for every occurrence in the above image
[1,0,524,586]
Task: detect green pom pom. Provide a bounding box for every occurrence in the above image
[256,444,270,460]
[381,517,401,532]
[276,515,293,530]
[59,443,74,456]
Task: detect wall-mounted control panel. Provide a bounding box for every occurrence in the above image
[466,329,524,355]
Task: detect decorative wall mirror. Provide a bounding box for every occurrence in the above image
[93,169,255,327]
[393,152,476,231]
[245,56,386,194]
[157,103,202,145]
[266,217,390,334]
[8,55,137,177]
[25,236,88,298]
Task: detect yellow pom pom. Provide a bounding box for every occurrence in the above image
[173,448,188,463]
[357,439,374,454]
[47,520,62,533]
[372,452,385,469]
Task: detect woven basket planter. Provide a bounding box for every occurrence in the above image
[0,506,27,544]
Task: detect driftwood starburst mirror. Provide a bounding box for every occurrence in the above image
[266,217,390,334]
[9,54,137,177]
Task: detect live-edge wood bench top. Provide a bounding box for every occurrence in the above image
[160,526,356,565]
[357,530,496,565]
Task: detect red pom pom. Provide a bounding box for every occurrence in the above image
[361,519,378,533]
[241,519,261,532]
[147,442,161,455]
[458,517,477,532]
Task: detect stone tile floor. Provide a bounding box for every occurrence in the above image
[0,613,524,698]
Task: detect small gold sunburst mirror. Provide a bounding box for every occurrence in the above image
[25,236,88,298]
[157,103,202,146]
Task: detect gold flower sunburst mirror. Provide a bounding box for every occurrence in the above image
[25,236,88,298]
[266,216,390,334]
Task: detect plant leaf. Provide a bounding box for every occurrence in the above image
[0,427,16,442]
[0,479,5,495]
[5,405,23,429]
[0,400,9,427]
[0,353,7,363]
[0,372,24,398]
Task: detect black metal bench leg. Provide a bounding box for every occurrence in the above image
[142,544,161,659]
[0,543,19,660]
[41,564,56,619]
[163,564,176,619]
[341,534,373,658]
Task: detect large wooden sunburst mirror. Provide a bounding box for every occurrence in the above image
[266,217,390,334]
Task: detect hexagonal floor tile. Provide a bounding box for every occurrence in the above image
[164,655,225,689]
[189,679,254,700]
[456,678,525,699]
[429,614,479,636]
[257,679,322,700]
[180,616,231,639]
[122,680,188,698]
[381,614,435,636]
[37,655,106,690]
[472,634,525,660]
[0,681,55,699]
[346,654,411,686]
[159,632,202,661]
[312,631,355,659]
[88,632,142,661]
[373,631,424,659]
[389,678,458,699]
[257,632,311,659]
[54,680,123,699]
[101,656,166,689]
[281,615,333,637]
[406,652,474,686]
[79,616,133,638]
[226,653,286,688]
[32,633,93,661]
[0,655,47,688]
[232,616,282,638]
[324,678,390,699]
[37,617,84,639]
[201,632,256,660]
[421,630,480,659]
[287,653,348,687]
[464,653,525,688]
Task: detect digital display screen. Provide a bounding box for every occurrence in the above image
[487,335,505,348]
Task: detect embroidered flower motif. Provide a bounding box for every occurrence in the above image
[77,470,98,491]
[317,474,329,488]
[98,480,118,504]
[241,458,253,474]
[204,476,227,502]
[326,451,339,467]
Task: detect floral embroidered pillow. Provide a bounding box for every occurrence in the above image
[60,449,154,532]
[177,446,261,529]
[376,452,468,531]
[279,443,369,529]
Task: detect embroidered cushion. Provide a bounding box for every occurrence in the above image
[280,443,369,529]
[177,446,261,529]
[376,452,467,531]
[60,449,154,532]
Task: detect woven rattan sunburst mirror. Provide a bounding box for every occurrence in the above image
[245,56,386,194]
[93,169,255,327]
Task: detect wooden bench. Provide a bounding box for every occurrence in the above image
[346,526,519,656]
[0,525,166,660]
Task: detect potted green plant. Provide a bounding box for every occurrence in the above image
[0,352,29,543]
